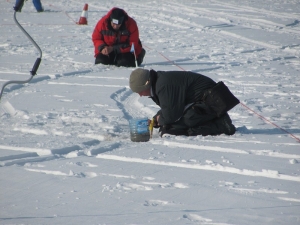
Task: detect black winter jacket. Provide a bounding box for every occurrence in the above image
[149,70,216,126]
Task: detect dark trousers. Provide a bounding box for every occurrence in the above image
[162,103,213,128]
[32,0,43,10]
[160,103,234,136]
[95,52,137,67]
[16,0,43,11]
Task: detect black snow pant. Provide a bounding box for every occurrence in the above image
[95,52,135,67]
[95,48,145,67]
[158,103,235,136]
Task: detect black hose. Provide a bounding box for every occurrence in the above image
[0,0,42,101]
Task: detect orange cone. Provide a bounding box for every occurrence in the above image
[77,4,88,25]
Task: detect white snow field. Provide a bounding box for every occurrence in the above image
[0,0,300,224]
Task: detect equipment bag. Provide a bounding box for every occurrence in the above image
[203,81,240,117]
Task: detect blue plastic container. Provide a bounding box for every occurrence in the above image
[129,118,150,142]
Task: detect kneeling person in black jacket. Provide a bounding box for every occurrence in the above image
[129,68,237,137]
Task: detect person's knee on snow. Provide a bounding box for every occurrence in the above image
[95,53,114,65]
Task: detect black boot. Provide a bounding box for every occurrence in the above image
[215,113,236,135]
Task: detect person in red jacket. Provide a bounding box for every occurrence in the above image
[92,7,146,67]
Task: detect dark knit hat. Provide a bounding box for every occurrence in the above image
[129,69,151,93]
[110,8,125,25]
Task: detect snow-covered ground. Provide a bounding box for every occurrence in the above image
[1,0,300,224]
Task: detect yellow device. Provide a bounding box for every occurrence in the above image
[149,118,155,138]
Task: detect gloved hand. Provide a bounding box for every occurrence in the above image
[152,110,163,128]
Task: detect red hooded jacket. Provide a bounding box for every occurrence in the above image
[92,8,142,57]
